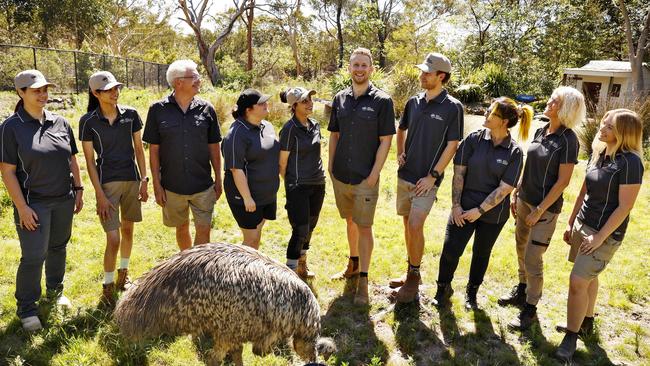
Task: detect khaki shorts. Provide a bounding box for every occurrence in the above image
[568,220,622,280]
[396,178,437,216]
[331,175,379,227]
[100,181,142,232]
[163,185,217,227]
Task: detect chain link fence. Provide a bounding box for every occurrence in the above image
[1,44,170,93]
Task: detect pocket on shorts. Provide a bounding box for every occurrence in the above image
[592,236,621,263]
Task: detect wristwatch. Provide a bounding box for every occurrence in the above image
[477,206,486,215]
[430,170,441,179]
[72,186,84,191]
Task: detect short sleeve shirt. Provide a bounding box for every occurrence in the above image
[454,129,524,224]
[222,119,280,206]
[519,124,579,213]
[577,151,644,241]
[142,94,222,195]
[328,84,396,184]
[398,90,464,185]
[279,117,325,187]
[1,107,78,203]
[79,105,142,184]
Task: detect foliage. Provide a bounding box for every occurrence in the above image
[327,67,388,97]
[453,84,484,104]
[387,63,421,115]
[465,63,512,99]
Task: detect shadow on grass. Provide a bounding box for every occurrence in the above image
[393,299,447,365]
[321,277,389,365]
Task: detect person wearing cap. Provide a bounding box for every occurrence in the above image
[503,86,585,330]
[0,70,84,332]
[389,52,463,303]
[79,71,148,306]
[221,89,280,249]
[328,47,396,306]
[278,87,326,279]
[555,109,643,362]
[434,97,531,309]
[142,60,222,251]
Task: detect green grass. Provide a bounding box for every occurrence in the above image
[1,89,649,365]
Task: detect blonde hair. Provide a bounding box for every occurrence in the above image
[350,48,373,65]
[589,108,644,167]
[552,86,586,129]
[492,97,534,141]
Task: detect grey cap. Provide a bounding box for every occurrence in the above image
[415,52,452,73]
[89,71,123,91]
[284,87,316,105]
[14,69,56,89]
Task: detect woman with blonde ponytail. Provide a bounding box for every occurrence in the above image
[501,87,586,332]
[434,97,529,309]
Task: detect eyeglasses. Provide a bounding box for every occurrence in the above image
[178,74,201,81]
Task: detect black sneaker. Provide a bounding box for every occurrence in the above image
[433,282,453,308]
[508,303,537,330]
[555,331,578,361]
[498,283,526,307]
[464,284,480,310]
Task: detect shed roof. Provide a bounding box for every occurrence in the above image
[564,60,633,77]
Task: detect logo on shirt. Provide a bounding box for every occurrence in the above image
[120,117,134,124]
[496,159,509,166]
[430,113,444,121]
[547,141,559,149]
[194,114,206,126]
[361,106,375,112]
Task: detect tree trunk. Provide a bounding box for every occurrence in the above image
[618,0,649,96]
[336,0,344,68]
[245,1,254,71]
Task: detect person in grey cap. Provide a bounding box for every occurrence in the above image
[221,88,280,249]
[143,60,222,251]
[79,71,148,306]
[278,87,326,279]
[389,52,463,303]
[1,70,84,331]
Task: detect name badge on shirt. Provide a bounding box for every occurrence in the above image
[496,158,509,166]
[361,106,375,112]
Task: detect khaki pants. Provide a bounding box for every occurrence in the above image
[515,199,559,305]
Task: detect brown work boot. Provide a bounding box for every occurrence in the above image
[395,270,420,303]
[101,283,116,307]
[330,257,359,280]
[116,268,132,291]
[389,272,423,288]
[353,276,370,305]
[296,254,315,279]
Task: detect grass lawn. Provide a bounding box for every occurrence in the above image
[0,89,649,365]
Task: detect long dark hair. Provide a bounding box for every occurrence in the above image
[87,88,100,112]
[14,87,27,112]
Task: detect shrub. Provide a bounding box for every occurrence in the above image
[328,67,388,97]
[453,84,484,104]
[466,63,513,99]
[388,63,421,117]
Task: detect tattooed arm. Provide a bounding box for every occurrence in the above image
[460,180,515,223]
[451,165,467,226]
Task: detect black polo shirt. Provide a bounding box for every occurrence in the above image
[1,107,78,203]
[454,129,524,224]
[142,94,222,195]
[328,83,396,184]
[398,90,464,185]
[519,124,579,213]
[279,117,325,187]
[577,151,644,241]
[222,119,280,206]
[79,105,142,184]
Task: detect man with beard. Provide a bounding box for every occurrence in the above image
[328,48,396,305]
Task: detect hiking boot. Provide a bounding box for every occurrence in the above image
[353,276,369,306]
[388,271,423,288]
[555,316,595,338]
[101,283,116,307]
[296,254,315,279]
[116,268,133,291]
[498,283,526,307]
[464,284,480,310]
[432,282,453,308]
[555,331,578,362]
[21,316,43,332]
[508,303,538,330]
[330,258,359,280]
[395,270,421,303]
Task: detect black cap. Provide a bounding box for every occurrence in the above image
[234,88,270,117]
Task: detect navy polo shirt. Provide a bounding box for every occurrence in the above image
[577,151,644,241]
[398,90,464,185]
[1,107,78,203]
[279,117,325,187]
[222,119,280,206]
[454,129,524,224]
[519,124,579,213]
[79,105,142,184]
[328,83,396,184]
[142,94,222,195]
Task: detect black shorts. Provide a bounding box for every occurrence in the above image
[227,200,277,229]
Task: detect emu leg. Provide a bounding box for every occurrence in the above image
[228,345,244,366]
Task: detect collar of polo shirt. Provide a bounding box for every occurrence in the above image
[17,107,56,124]
[419,89,448,104]
[166,93,198,110]
[346,82,375,97]
[543,122,568,136]
[482,128,513,148]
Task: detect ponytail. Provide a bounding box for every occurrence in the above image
[279,90,288,103]
[14,87,27,112]
[493,97,533,142]
[517,104,534,141]
[87,88,100,112]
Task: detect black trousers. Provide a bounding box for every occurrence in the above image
[437,219,507,286]
[285,184,325,260]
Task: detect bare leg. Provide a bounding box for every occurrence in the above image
[194,223,211,245]
[567,274,591,332]
[402,216,410,260]
[241,219,265,250]
[176,222,192,251]
[345,217,359,257]
[406,209,427,266]
[119,220,134,259]
[104,230,120,273]
[357,224,374,273]
[586,276,599,317]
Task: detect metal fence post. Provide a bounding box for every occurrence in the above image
[157,64,161,91]
[73,51,79,93]
[32,47,37,69]
[142,62,146,88]
[102,54,107,70]
[125,59,129,88]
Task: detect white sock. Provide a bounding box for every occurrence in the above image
[119,257,130,269]
[286,259,298,269]
[104,271,115,284]
[300,249,308,256]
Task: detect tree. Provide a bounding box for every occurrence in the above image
[178,0,252,86]
[258,0,306,76]
[617,0,650,96]
[368,0,403,68]
[311,0,347,68]
[243,0,255,71]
